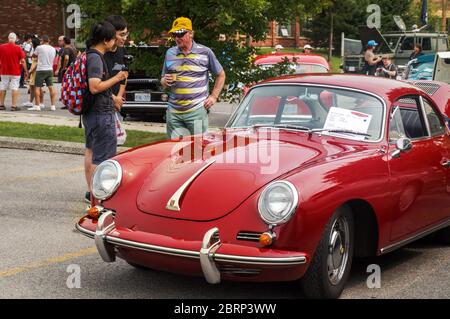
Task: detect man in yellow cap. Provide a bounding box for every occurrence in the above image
[161,17,226,138]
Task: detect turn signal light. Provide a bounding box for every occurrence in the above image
[259,232,275,246]
[87,206,102,219]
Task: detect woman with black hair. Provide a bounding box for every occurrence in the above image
[83,21,129,203]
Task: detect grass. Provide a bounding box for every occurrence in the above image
[255,47,342,73]
[0,122,167,148]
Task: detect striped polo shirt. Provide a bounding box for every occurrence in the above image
[162,41,223,113]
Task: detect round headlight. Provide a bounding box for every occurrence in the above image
[92,160,122,200]
[258,181,298,225]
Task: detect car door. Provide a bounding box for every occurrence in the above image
[388,95,450,241]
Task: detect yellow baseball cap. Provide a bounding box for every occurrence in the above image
[169,17,193,34]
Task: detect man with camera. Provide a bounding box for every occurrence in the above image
[104,15,129,111]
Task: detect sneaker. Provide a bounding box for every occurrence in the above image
[0,105,5,111]
[50,105,56,111]
[11,106,21,111]
[28,105,41,111]
[21,101,33,107]
[39,104,45,110]
[61,106,68,110]
[84,191,91,204]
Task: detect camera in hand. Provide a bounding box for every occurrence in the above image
[112,54,134,72]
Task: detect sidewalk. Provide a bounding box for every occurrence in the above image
[0,111,167,133]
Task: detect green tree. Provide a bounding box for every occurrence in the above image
[33,0,331,99]
[305,0,417,53]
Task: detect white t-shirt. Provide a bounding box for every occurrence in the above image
[34,44,56,72]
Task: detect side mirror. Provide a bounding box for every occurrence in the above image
[392,137,413,158]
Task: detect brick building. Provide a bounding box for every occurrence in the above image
[0,0,64,44]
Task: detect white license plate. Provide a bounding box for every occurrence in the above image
[348,66,356,72]
[135,93,151,102]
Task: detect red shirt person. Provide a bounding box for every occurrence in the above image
[0,33,28,111]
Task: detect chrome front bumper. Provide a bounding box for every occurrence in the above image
[76,211,307,284]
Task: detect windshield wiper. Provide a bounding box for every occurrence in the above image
[252,123,312,132]
[311,128,371,137]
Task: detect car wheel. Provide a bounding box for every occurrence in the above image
[300,206,354,299]
[126,261,153,271]
[436,227,450,244]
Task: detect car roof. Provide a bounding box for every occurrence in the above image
[254,53,329,69]
[256,74,423,102]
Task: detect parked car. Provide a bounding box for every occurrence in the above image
[76,74,450,299]
[254,53,330,74]
[342,25,448,74]
[120,45,168,120]
[403,52,450,90]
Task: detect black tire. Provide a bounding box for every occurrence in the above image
[436,227,450,244]
[300,206,354,299]
[126,261,153,271]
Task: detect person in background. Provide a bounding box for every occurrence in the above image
[0,33,28,111]
[22,37,45,108]
[303,44,312,54]
[20,34,33,88]
[56,37,76,85]
[377,55,398,79]
[161,17,226,138]
[410,43,424,60]
[272,44,283,54]
[82,21,129,203]
[28,35,57,111]
[362,40,382,76]
[104,15,129,113]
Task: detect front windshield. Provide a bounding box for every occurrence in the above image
[227,85,385,141]
[406,62,434,80]
[260,63,328,74]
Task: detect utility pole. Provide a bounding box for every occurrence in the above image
[328,12,334,61]
[443,0,448,32]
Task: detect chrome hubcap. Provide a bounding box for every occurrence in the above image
[327,216,350,286]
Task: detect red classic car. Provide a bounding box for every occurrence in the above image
[254,53,330,74]
[76,74,450,298]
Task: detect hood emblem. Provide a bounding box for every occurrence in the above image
[166,160,216,211]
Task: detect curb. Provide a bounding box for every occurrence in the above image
[0,136,130,155]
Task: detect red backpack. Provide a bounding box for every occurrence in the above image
[60,52,88,115]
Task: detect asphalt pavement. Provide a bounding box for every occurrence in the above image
[1,148,449,299]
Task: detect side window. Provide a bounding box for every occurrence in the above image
[422,98,445,136]
[390,96,428,140]
[421,37,432,51]
[401,37,415,51]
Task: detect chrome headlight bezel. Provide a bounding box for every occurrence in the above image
[92,160,122,201]
[257,181,299,226]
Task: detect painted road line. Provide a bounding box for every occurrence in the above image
[0,247,97,278]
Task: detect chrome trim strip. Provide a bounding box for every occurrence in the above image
[122,103,167,108]
[214,254,306,266]
[225,82,387,144]
[166,160,216,211]
[75,222,95,239]
[380,218,450,254]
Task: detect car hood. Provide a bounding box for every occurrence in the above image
[135,129,343,221]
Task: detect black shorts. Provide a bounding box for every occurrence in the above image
[83,112,117,165]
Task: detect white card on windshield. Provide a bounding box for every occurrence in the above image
[324,107,372,134]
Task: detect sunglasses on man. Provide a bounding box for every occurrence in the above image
[172,31,188,38]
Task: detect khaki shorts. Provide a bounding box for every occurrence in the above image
[35,70,53,88]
